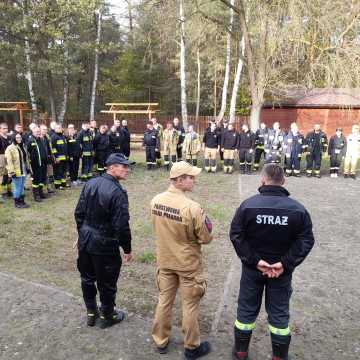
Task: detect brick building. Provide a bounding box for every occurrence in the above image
[261,88,360,135]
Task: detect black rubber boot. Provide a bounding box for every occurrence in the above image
[99,310,126,329]
[271,333,291,360]
[33,188,42,202]
[233,327,252,359]
[19,195,30,208]
[14,198,22,208]
[184,341,211,360]
[87,308,99,327]
[39,187,49,199]
[156,342,169,355]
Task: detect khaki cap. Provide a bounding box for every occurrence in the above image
[169,161,202,179]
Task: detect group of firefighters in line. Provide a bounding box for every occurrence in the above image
[144,117,360,179]
[0,119,130,208]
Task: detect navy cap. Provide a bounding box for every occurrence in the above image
[105,153,130,167]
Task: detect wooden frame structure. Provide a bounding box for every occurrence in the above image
[0,102,33,127]
[101,103,159,121]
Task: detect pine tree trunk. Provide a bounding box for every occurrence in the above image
[217,0,234,121]
[179,0,188,128]
[90,9,102,122]
[229,36,245,123]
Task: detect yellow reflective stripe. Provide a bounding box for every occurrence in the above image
[68,139,76,143]
[83,151,92,156]
[83,136,89,141]
[32,184,39,188]
[57,156,66,160]
[52,149,58,154]
[56,140,64,144]
[235,320,256,331]
[268,325,290,336]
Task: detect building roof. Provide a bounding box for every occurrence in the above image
[264,88,360,109]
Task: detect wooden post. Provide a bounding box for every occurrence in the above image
[19,109,24,128]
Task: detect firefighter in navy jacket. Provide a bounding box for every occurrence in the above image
[253,123,268,171]
[51,124,69,189]
[230,164,314,360]
[328,128,347,178]
[283,122,305,177]
[238,124,255,174]
[143,122,159,170]
[75,153,132,329]
[304,124,328,178]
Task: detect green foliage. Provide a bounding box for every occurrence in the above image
[137,251,156,264]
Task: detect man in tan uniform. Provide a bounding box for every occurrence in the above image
[343,124,360,179]
[151,161,213,359]
[183,125,201,166]
[162,122,179,170]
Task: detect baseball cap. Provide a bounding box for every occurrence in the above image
[169,161,202,179]
[106,153,130,167]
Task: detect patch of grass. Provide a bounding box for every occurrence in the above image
[137,251,156,264]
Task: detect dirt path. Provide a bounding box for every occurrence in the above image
[1,175,359,360]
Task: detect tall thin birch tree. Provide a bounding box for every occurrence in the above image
[90,8,102,122]
[179,0,188,128]
[217,0,234,121]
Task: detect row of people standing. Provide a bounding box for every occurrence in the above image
[0,119,132,208]
[143,117,360,179]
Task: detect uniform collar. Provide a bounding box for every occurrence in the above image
[258,185,290,197]
[167,184,187,197]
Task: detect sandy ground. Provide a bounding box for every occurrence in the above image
[0,172,359,360]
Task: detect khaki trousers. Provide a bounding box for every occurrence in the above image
[152,268,207,349]
[204,148,217,172]
[344,154,359,175]
[223,149,235,173]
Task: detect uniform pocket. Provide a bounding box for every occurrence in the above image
[192,275,207,298]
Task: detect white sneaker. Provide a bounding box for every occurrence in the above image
[334,173,338,178]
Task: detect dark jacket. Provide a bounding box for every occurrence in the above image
[174,124,185,145]
[230,185,314,274]
[121,126,131,157]
[0,135,11,154]
[77,129,94,156]
[254,127,268,147]
[74,174,132,255]
[328,134,347,157]
[238,130,255,150]
[143,129,159,147]
[221,129,239,150]
[27,136,48,169]
[51,132,68,161]
[94,133,110,154]
[66,135,81,158]
[109,128,124,154]
[283,131,305,157]
[203,128,220,149]
[41,134,53,165]
[264,129,285,153]
[305,130,328,154]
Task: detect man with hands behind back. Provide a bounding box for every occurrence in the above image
[230,163,314,360]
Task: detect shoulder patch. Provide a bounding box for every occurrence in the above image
[205,216,213,233]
